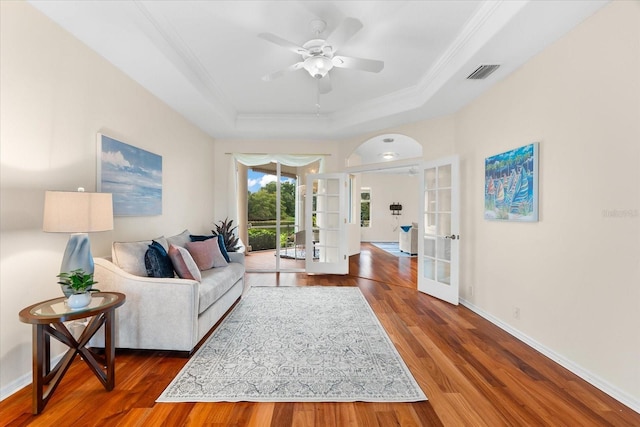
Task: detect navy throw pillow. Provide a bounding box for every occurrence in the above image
[217,234,230,263]
[145,240,174,278]
[190,234,214,242]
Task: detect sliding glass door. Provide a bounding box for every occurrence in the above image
[245,161,303,272]
[234,155,323,273]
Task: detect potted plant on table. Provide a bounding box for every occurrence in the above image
[57,268,99,309]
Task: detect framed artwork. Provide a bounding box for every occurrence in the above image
[484,142,539,222]
[97,133,162,216]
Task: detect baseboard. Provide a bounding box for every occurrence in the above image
[460,298,640,414]
[0,373,30,401]
[0,353,64,402]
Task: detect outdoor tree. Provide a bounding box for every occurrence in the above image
[248,179,296,221]
[248,190,276,221]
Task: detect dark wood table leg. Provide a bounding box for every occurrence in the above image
[104,309,115,390]
[76,314,110,388]
[31,323,77,414]
[32,325,45,414]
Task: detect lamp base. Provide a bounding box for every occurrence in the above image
[60,233,94,297]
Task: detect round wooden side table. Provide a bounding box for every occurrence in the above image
[19,292,126,414]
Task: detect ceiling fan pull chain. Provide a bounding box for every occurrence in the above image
[316,82,321,117]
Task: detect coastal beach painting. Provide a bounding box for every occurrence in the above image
[97,134,162,216]
[484,142,538,222]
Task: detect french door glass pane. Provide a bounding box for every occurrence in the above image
[311,177,342,265]
[424,237,435,258]
[436,237,451,261]
[438,164,451,187]
[425,190,436,213]
[437,213,451,236]
[423,258,435,280]
[437,261,451,285]
[425,168,436,189]
[423,164,453,285]
[438,189,451,211]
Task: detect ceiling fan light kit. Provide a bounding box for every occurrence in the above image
[304,56,333,79]
[259,17,384,94]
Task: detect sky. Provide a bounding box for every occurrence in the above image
[247,170,294,193]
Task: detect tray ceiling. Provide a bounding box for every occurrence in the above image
[29,0,608,140]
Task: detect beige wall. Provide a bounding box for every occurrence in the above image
[455,0,639,405]
[0,2,216,395]
[359,173,420,242]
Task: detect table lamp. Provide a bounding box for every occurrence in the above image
[43,188,113,292]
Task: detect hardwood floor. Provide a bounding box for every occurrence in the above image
[2,243,638,426]
[244,248,306,271]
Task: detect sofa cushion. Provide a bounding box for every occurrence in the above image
[168,244,202,281]
[167,229,191,248]
[145,240,174,278]
[197,263,244,314]
[113,236,168,276]
[185,238,228,270]
[190,234,231,263]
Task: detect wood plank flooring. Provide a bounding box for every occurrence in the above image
[1,243,638,426]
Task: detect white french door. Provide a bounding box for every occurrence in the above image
[418,156,460,305]
[305,173,348,274]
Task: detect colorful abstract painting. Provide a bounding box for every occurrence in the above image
[97,134,162,216]
[484,143,538,222]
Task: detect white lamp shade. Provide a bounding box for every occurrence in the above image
[43,191,113,233]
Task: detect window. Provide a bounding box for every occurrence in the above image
[360,188,371,227]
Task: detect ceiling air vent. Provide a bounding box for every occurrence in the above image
[467,64,500,80]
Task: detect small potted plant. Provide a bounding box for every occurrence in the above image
[57,269,99,309]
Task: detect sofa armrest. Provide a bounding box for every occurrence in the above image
[93,257,200,351]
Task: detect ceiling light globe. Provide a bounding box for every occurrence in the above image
[304,56,333,79]
[380,152,399,160]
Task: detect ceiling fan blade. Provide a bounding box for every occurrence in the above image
[324,17,363,52]
[258,33,308,55]
[318,74,332,94]
[262,62,304,82]
[332,55,384,73]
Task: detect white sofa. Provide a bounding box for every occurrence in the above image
[90,230,246,354]
[399,224,418,255]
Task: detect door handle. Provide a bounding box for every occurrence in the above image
[444,234,459,240]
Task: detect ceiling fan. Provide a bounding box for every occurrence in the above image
[258,17,384,94]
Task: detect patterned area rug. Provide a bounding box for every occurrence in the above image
[157,287,426,402]
[371,242,416,257]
